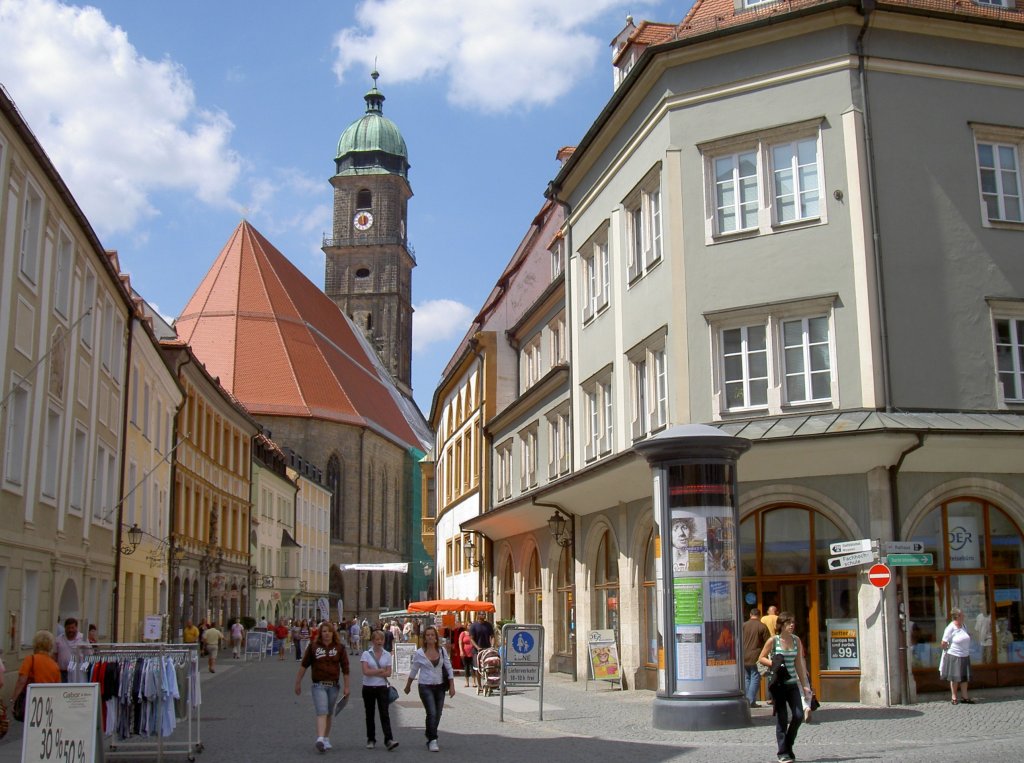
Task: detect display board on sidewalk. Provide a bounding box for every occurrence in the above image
[21,682,101,763]
[586,629,622,690]
[393,642,416,675]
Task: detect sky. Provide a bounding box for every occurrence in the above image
[0,0,685,412]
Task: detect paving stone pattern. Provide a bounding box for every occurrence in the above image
[1,655,1021,762]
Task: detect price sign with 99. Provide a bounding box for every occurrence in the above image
[21,684,98,763]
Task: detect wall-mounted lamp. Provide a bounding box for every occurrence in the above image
[547,511,572,548]
[463,537,481,568]
[120,523,143,555]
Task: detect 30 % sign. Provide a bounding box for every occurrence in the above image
[22,684,99,763]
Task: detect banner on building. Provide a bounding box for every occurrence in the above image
[338,563,410,572]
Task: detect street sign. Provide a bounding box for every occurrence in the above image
[502,624,542,686]
[883,541,925,554]
[886,553,933,567]
[868,564,892,588]
[828,550,875,570]
[829,539,873,555]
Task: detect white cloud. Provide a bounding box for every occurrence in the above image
[333,0,653,113]
[0,0,241,234]
[412,299,474,352]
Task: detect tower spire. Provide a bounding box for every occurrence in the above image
[365,69,385,114]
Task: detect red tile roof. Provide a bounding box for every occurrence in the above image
[175,221,421,449]
[678,0,1022,39]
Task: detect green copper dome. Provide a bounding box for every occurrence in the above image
[335,71,409,178]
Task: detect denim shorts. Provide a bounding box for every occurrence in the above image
[311,683,339,716]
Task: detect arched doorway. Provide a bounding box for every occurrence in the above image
[740,504,857,697]
[554,544,574,674]
[57,578,80,623]
[500,556,515,621]
[592,529,620,642]
[524,549,541,624]
[907,497,1024,690]
[641,529,658,676]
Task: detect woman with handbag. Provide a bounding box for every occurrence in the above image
[940,608,974,704]
[403,625,456,752]
[361,629,399,751]
[12,631,61,722]
[758,613,812,763]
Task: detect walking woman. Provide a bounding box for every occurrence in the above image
[295,621,351,753]
[940,608,975,704]
[404,625,456,752]
[758,612,812,763]
[361,629,399,751]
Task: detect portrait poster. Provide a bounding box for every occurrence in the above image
[671,511,707,575]
[705,620,736,671]
[705,515,736,573]
[588,641,621,681]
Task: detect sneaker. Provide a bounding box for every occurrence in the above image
[428,740,439,752]
[316,738,325,753]
[322,739,332,751]
[750,702,760,708]
[366,741,376,750]
[385,740,400,751]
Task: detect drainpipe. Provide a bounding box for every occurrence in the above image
[166,353,188,638]
[357,427,366,619]
[111,315,135,642]
[888,433,925,705]
[856,0,893,412]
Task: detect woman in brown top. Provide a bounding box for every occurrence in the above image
[295,622,350,754]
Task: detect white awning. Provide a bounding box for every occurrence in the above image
[338,563,409,573]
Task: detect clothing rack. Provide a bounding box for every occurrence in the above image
[71,642,203,762]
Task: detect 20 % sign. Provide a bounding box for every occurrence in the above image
[22,684,98,763]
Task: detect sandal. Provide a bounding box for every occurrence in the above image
[951,699,958,705]
[960,698,975,704]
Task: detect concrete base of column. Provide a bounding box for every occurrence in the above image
[652,694,752,730]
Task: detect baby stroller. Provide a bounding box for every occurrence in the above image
[476,647,502,696]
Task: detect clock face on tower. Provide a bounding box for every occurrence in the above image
[353,210,374,231]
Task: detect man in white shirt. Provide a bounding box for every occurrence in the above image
[55,617,87,681]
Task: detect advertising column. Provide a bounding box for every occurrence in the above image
[635,424,752,731]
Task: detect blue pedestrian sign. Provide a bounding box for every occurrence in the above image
[511,631,535,654]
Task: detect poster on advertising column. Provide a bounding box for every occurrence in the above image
[705,580,737,675]
[673,578,703,681]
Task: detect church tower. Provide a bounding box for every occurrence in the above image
[324,71,414,392]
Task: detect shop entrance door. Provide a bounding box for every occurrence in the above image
[759,581,817,694]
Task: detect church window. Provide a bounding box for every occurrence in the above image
[356,189,372,210]
[356,267,371,279]
[327,454,343,541]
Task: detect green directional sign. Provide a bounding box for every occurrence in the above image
[886,553,933,567]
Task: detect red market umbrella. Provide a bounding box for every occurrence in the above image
[407,599,495,613]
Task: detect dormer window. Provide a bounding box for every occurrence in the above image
[356,189,372,209]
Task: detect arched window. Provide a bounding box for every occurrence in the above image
[367,470,376,546]
[356,189,372,210]
[555,545,574,654]
[908,498,1024,669]
[501,557,515,621]
[642,529,658,666]
[525,549,542,624]
[593,530,619,638]
[326,454,343,541]
[381,469,389,548]
[740,505,856,682]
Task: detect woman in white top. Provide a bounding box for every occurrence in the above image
[940,608,974,704]
[361,629,399,750]
[404,625,455,752]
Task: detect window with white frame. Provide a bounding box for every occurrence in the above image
[994,313,1024,402]
[54,229,74,319]
[549,314,566,365]
[4,379,30,488]
[547,406,571,478]
[70,425,87,513]
[126,462,138,527]
[92,444,109,520]
[973,124,1023,225]
[519,425,538,491]
[81,269,97,349]
[100,300,114,371]
[628,332,669,440]
[709,296,837,416]
[496,440,513,500]
[550,237,565,280]
[19,179,43,284]
[701,119,824,239]
[20,570,39,646]
[580,230,611,322]
[582,372,614,461]
[626,169,663,281]
[522,335,543,389]
[111,314,125,383]
[41,406,62,500]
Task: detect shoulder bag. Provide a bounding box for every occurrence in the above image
[756,635,777,682]
[12,655,35,723]
[369,650,399,704]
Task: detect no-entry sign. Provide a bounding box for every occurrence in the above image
[868,563,892,588]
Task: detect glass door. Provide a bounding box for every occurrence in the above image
[760,581,817,694]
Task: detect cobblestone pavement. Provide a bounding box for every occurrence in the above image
[1,654,1021,762]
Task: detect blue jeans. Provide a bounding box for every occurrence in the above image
[418,683,447,742]
[744,665,761,705]
[311,682,339,716]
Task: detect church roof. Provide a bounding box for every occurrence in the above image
[174,220,424,450]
